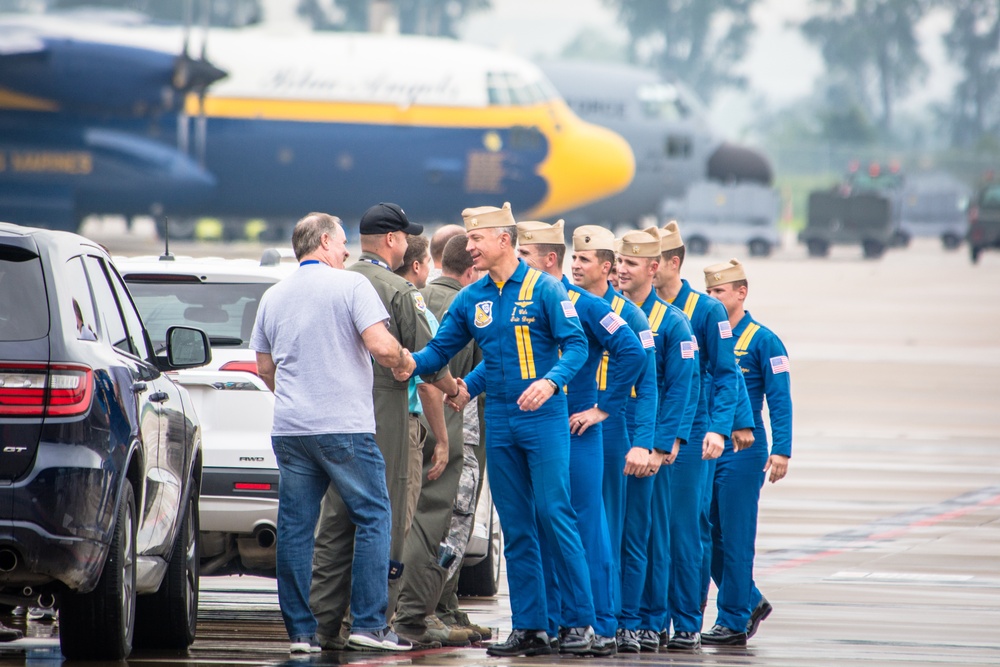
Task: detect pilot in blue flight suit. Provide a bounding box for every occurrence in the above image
[653,221,753,651]
[501,219,645,656]
[404,203,595,657]
[702,259,792,646]
[569,225,658,639]
[615,228,699,653]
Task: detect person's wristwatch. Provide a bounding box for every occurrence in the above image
[544,378,558,393]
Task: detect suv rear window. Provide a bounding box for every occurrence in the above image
[0,245,48,341]
[980,185,1000,207]
[126,282,271,350]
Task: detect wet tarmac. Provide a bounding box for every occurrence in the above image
[1,231,998,665]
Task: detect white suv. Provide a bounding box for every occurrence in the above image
[116,251,295,575]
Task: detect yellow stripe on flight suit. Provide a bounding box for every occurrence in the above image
[513,269,541,379]
[596,296,627,391]
[649,302,667,333]
[735,322,760,356]
[683,293,699,319]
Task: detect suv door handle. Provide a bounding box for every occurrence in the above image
[131,381,147,393]
[148,391,170,403]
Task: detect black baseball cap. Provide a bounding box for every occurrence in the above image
[358,202,424,236]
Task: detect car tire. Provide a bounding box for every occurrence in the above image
[458,501,502,597]
[60,483,137,660]
[687,236,710,256]
[747,239,771,257]
[134,481,200,649]
[806,239,829,257]
[862,239,886,259]
[942,233,961,250]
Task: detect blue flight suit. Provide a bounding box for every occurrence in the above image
[412,260,593,631]
[535,277,645,638]
[710,312,792,631]
[597,283,657,623]
[638,295,700,633]
[663,279,744,634]
[619,286,676,631]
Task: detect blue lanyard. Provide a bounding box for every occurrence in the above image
[362,257,391,271]
[299,260,320,266]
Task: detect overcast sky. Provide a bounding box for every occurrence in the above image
[459,0,958,136]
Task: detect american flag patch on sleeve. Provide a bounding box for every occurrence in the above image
[770,355,790,374]
[600,312,626,334]
[718,320,733,339]
[562,300,578,318]
[680,340,695,359]
[639,330,655,349]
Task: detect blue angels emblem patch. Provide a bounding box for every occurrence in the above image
[474,301,494,328]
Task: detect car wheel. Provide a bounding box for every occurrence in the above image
[862,239,886,259]
[60,484,137,660]
[135,480,200,648]
[747,239,771,257]
[942,233,961,250]
[457,500,502,597]
[806,239,829,257]
[687,236,710,256]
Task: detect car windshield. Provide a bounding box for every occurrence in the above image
[126,281,271,350]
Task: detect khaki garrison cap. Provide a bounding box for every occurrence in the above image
[616,227,662,258]
[462,202,516,230]
[704,258,747,288]
[659,220,684,251]
[517,219,565,245]
[573,225,616,251]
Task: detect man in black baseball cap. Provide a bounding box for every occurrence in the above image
[359,202,425,237]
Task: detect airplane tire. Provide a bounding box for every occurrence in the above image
[942,233,962,250]
[748,239,771,257]
[862,239,886,259]
[806,239,829,257]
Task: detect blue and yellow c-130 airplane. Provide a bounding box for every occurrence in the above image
[0,11,635,237]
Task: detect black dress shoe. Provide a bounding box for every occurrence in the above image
[588,634,617,656]
[701,624,747,647]
[667,631,701,651]
[746,596,773,639]
[486,629,552,657]
[659,629,669,647]
[0,622,22,643]
[558,626,595,654]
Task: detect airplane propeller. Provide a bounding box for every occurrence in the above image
[174,0,225,166]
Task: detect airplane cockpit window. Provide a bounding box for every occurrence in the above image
[487,72,555,106]
[637,83,685,121]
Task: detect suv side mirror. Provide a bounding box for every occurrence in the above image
[164,326,212,369]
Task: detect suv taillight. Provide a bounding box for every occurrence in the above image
[220,360,260,377]
[0,363,94,417]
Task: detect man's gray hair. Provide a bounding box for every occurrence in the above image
[494,225,518,245]
[292,212,342,260]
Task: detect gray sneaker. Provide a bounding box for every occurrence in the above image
[349,628,413,652]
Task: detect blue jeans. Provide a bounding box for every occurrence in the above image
[271,433,391,639]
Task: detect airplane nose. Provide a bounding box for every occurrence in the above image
[530,102,635,219]
[707,141,773,185]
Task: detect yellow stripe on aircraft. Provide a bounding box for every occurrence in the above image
[0,86,58,112]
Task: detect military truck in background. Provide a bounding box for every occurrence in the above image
[968,178,1000,264]
[800,162,897,259]
[897,172,970,250]
[660,181,781,257]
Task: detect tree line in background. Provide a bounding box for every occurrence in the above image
[31,0,1000,153]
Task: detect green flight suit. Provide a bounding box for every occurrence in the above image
[310,251,443,639]
[394,275,482,634]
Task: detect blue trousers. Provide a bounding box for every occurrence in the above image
[486,395,595,631]
[709,441,767,630]
[271,433,391,639]
[618,471,653,629]
[539,419,616,637]
[668,437,706,633]
[638,461,671,631]
[699,456,717,610]
[601,414,630,619]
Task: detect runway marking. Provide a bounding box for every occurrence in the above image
[758,484,1000,573]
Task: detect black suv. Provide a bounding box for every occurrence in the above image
[0,223,209,659]
[968,181,1000,264]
